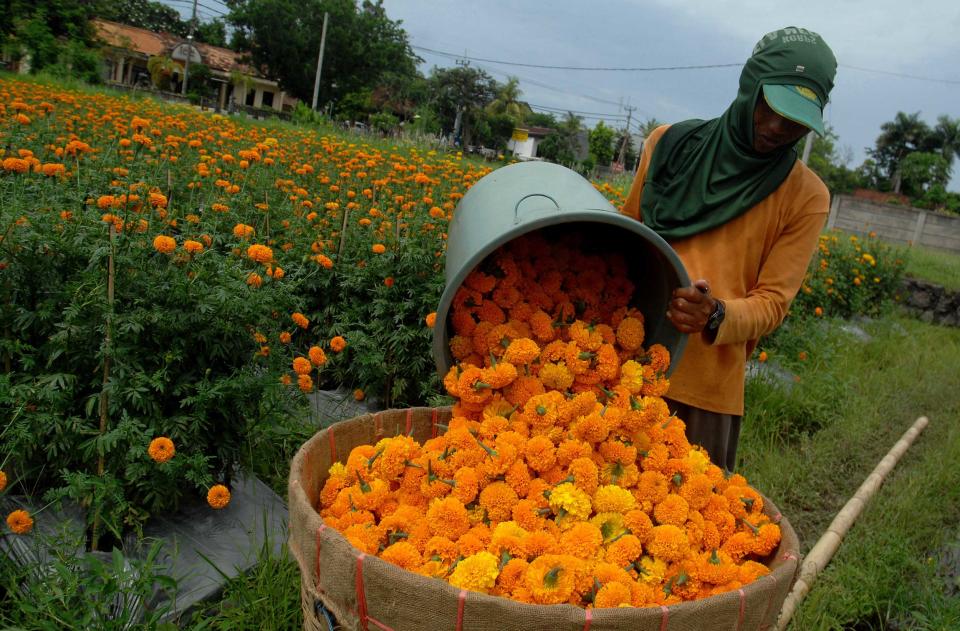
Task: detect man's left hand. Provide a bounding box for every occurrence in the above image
[667,279,717,334]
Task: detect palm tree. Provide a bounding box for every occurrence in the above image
[869,111,931,193]
[485,76,524,125]
[932,115,960,167]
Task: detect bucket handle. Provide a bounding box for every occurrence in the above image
[514,193,560,225]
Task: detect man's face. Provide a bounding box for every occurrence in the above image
[752,94,810,153]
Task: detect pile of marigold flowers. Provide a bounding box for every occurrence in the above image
[319,234,781,608]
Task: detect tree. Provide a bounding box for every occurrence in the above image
[537,112,583,166]
[97,0,188,37]
[194,19,227,47]
[588,121,616,168]
[147,54,177,91]
[485,76,524,125]
[900,152,950,197]
[931,115,960,168]
[524,111,558,128]
[426,64,497,145]
[1,1,101,72]
[806,124,863,194]
[226,0,420,105]
[867,111,932,193]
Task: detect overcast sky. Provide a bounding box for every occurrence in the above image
[167,0,960,187]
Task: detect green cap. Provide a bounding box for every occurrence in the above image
[762,83,825,135]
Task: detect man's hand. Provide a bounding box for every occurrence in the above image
[667,279,717,334]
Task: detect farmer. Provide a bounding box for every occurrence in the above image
[622,27,837,471]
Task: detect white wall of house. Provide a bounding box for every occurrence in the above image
[508,136,536,159]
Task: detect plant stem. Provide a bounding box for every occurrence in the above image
[91,224,116,552]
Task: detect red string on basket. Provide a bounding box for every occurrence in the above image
[582,608,592,631]
[356,553,369,631]
[659,605,669,631]
[405,409,413,435]
[758,574,778,631]
[431,408,439,439]
[315,524,328,592]
[328,427,338,462]
[737,588,746,631]
[375,413,383,440]
[455,589,467,631]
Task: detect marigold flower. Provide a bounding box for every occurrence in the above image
[292,312,310,329]
[6,510,33,534]
[372,243,387,254]
[148,436,175,463]
[524,554,576,604]
[247,244,273,264]
[381,541,422,571]
[648,524,689,561]
[449,551,499,594]
[153,235,176,254]
[0,470,6,492]
[308,346,327,367]
[594,581,632,608]
[593,484,636,514]
[246,272,263,288]
[293,357,312,375]
[183,239,204,254]
[424,312,437,328]
[298,374,314,393]
[279,331,292,344]
[353,388,365,401]
[207,484,231,509]
[233,223,255,239]
[330,336,347,352]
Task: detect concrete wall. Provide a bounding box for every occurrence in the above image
[827,194,960,253]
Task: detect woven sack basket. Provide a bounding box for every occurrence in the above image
[289,408,800,631]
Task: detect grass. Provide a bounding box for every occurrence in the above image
[902,244,960,291]
[740,313,960,630]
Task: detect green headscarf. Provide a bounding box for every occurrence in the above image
[640,27,837,240]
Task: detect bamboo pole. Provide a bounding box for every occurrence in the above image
[777,415,930,630]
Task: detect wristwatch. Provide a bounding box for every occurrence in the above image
[706,299,725,332]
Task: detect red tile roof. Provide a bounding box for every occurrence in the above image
[92,18,266,78]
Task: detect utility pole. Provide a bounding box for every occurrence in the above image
[617,104,636,167]
[181,0,198,97]
[311,12,330,111]
[800,130,815,164]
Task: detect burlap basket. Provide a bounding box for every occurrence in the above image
[289,408,800,631]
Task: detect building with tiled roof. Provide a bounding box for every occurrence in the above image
[92,18,294,112]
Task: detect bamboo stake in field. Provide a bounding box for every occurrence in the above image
[777,415,930,630]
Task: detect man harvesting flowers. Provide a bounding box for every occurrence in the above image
[623,27,837,471]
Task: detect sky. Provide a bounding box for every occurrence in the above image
[164,0,960,187]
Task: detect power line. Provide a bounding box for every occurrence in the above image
[528,103,627,120]
[165,0,229,18]
[412,45,742,72]
[413,43,960,85]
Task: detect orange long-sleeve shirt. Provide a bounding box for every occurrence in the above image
[622,125,829,415]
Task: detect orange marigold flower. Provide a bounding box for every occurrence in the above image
[233,223,255,239]
[648,524,689,561]
[40,163,65,177]
[558,521,603,559]
[6,509,33,535]
[594,581,632,608]
[616,316,645,351]
[381,541,422,571]
[353,388,365,401]
[478,481,519,523]
[148,436,175,463]
[330,335,347,352]
[293,357,313,375]
[279,331,292,344]
[0,470,6,492]
[424,312,437,328]
[653,493,690,527]
[524,554,576,604]
[372,243,386,254]
[298,373,314,393]
[246,272,263,288]
[207,484,231,509]
[246,244,273,264]
[502,337,540,365]
[292,312,310,329]
[308,346,327,367]
[153,235,176,254]
[183,239,204,254]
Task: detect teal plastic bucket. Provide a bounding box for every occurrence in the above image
[432,161,690,378]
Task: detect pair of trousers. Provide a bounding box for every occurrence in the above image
[665,398,742,472]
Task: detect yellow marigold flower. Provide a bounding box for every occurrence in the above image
[246,244,273,264]
[183,239,204,254]
[292,357,312,375]
[207,484,231,509]
[548,482,591,524]
[6,509,33,535]
[490,521,530,558]
[524,554,576,604]
[371,243,386,254]
[153,235,176,254]
[292,312,309,329]
[637,555,667,585]
[619,360,644,394]
[308,346,327,367]
[594,581,632,608]
[0,470,5,492]
[449,551,499,594]
[538,362,574,391]
[148,436,175,463]
[593,485,637,514]
[647,524,689,561]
